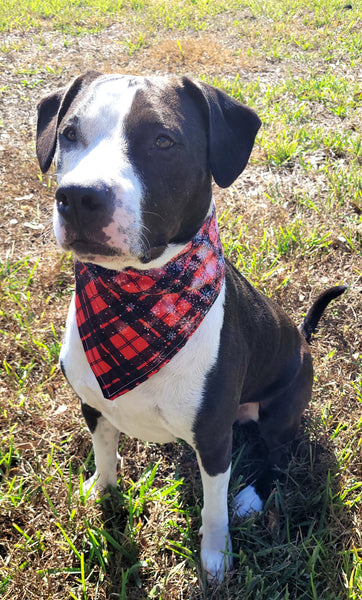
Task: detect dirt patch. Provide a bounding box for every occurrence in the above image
[141,35,254,74]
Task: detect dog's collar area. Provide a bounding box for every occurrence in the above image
[75,204,225,400]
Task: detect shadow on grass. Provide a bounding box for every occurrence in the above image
[98,489,146,600]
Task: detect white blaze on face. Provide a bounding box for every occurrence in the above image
[53,75,146,267]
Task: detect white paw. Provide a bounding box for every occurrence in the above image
[200,528,233,584]
[80,472,116,500]
[233,484,263,518]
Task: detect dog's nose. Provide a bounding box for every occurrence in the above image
[55,184,112,228]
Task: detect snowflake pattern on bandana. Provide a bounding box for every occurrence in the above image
[75,205,225,400]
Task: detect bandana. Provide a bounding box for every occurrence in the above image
[75,205,225,400]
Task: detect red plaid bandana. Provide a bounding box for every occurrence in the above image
[75,205,225,400]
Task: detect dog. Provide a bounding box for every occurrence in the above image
[36,71,345,582]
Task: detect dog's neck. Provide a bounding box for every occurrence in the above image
[74,204,225,400]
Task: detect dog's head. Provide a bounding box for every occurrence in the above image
[36,72,261,270]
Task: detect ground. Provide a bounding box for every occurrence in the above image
[0,1,361,599]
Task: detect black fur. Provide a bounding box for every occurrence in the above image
[81,403,102,434]
[299,285,347,343]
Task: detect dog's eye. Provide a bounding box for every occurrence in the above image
[154,135,174,150]
[62,126,77,142]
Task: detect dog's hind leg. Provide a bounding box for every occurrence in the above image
[234,347,313,518]
[81,402,120,497]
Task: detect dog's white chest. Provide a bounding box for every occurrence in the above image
[60,284,225,446]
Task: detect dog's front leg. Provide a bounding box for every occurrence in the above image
[196,452,233,583]
[81,402,120,497]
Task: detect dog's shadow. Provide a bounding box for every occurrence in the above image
[95,421,351,599]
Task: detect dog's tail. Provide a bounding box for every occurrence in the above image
[298,285,347,344]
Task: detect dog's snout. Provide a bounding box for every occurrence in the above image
[55,184,112,226]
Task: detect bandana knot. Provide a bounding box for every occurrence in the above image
[75,205,225,400]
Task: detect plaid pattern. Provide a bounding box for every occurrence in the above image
[75,205,225,400]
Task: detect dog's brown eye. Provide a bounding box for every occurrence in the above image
[154,135,174,149]
[63,126,77,142]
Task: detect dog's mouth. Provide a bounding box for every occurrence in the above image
[67,237,168,267]
[69,238,120,258]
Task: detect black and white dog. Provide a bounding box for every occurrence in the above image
[36,71,345,582]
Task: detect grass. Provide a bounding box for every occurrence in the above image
[0,0,361,598]
[0,0,240,34]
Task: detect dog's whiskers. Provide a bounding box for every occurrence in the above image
[142,209,166,223]
[139,228,152,261]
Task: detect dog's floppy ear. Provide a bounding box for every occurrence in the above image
[182,78,261,188]
[36,70,102,173]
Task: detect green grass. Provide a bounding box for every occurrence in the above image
[0,256,64,393]
[1,0,361,598]
[0,0,240,34]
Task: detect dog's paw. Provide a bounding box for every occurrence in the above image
[81,473,101,499]
[233,484,263,518]
[79,472,116,500]
[200,528,233,584]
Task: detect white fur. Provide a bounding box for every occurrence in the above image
[82,417,120,496]
[233,484,263,518]
[53,76,145,270]
[197,458,233,583]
